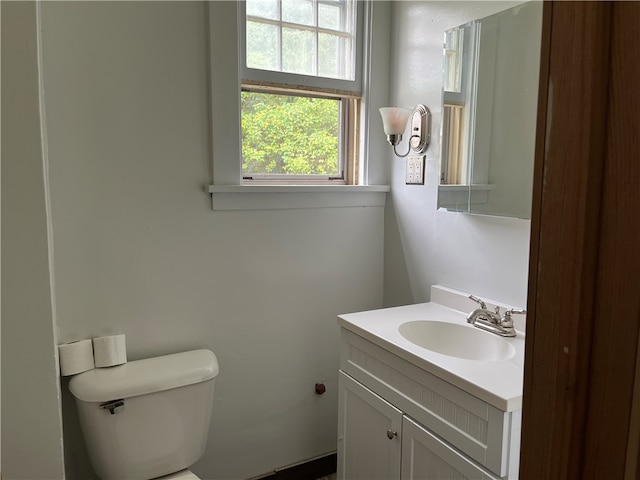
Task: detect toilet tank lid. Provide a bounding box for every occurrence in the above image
[69,349,219,402]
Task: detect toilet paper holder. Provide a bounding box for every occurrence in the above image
[100,399,125,415]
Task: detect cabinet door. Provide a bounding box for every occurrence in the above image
[401,416,500,480]
[337,371,402,480]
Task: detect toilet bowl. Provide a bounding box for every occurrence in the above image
[69,349,219,480]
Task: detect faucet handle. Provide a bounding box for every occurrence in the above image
[468,295,487,309]
[502,308,526,328]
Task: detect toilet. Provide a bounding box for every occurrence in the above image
[69,349,219,480]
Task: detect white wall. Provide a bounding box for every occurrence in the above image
[383,1,532,309]
[37,2,384,479]
[1,2,66,478]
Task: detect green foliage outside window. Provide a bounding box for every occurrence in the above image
[241,92,340,176]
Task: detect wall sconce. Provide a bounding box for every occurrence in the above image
[379,104,431,157]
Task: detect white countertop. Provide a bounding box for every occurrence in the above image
[338,288,525,412]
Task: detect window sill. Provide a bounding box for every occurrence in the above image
[205,184,390,211]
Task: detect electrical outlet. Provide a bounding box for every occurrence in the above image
[406,156,425,185]
[405,158,415,183]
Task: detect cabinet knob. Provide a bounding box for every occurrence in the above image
[386,429,398,440]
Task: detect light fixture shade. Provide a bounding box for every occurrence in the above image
[379,107,412,135]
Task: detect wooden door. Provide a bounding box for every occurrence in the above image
[520,2,640,478]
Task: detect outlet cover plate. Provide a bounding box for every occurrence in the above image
[406,156,425,185]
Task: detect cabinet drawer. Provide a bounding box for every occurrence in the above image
[340,329,520,477]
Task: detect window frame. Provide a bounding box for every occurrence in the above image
[206,0,392,210]
[238,0,364,185]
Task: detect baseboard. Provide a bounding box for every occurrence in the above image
[250,452,337,480]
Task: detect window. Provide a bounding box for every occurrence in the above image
[240,0,363,185]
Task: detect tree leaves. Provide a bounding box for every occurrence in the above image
[241,92,340,176]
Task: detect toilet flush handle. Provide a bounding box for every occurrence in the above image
[100,399,125,415]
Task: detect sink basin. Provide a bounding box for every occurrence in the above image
[398,320,516,361]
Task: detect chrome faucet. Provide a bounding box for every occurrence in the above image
[466,295,525,337]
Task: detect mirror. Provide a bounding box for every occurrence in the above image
[437,2,543,219]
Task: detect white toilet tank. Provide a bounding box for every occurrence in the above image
[69,349,219,480]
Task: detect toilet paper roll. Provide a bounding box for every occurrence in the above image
[93,334,127,368]
[59,339,95,376]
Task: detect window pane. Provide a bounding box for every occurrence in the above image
[319,3,341,30]
[246,0,279,20]
[282,0,313,26]
[241,92,340,176]
[318,33,339,78]
[246,21,279,70]
[244,0,357,82]
[282,27,313,75]
[444,28,463,93]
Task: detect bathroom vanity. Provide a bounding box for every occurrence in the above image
[336,286,525,479]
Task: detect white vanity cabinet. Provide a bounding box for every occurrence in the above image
[337,329,521,480]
